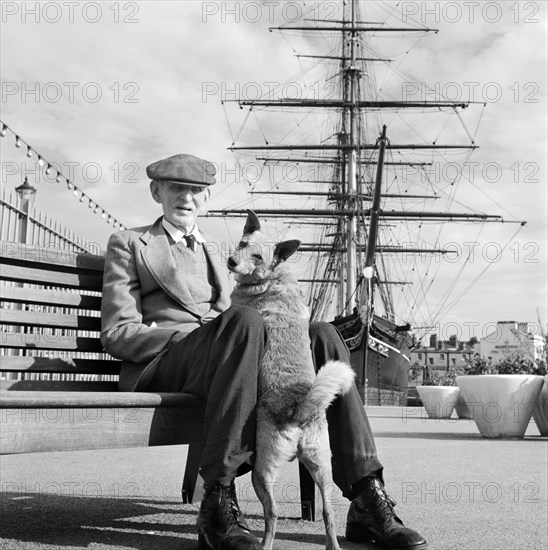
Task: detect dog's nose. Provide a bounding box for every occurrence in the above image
[227,257,237,269]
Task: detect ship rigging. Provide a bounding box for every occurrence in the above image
[206,0,526,404]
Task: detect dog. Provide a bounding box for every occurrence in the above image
[227,210,355,550]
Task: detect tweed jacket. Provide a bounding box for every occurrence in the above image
[100,217,231,391]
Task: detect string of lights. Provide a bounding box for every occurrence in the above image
[0,120,126,230]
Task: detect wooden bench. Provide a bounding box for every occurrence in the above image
[0,241,317,520]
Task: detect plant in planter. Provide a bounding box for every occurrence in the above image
[416,365,460,419]
[439,364,475,419]
[457,353,546,438]
[531,346,548,436]
[463,354,497,375]
[533,372,548,436]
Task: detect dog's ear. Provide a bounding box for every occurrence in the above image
[274,239,301,262]
[243,209,261,235]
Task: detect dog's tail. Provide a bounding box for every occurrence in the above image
[294,360,355,425]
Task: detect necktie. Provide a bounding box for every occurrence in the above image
[184,234,196,251]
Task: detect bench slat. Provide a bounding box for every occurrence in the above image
[1,334,104,352]
[1,264,103,290]
[0,241,105,271]
[0,285,102,310]
[0,356,120,374]
[0,242,314,516]
[1,405,205,454]
[1,380,118,392]
[0,309,101,331]
[0,391,203,408]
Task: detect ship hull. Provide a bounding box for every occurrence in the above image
[331,313,410,406]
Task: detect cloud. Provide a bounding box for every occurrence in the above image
[1,0,546,328]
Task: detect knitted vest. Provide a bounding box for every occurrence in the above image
[170,239,218,316]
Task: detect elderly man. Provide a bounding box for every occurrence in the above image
[101,154,428,550]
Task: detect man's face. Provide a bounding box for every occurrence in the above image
[150,180,209,231]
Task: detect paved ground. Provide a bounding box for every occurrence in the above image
[1,407,547,550]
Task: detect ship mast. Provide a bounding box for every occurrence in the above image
[208,0,525,325]
[345,0,359,315]
[361,123,389,378]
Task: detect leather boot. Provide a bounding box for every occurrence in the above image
[346,476,428,549]
[196,480,262,550]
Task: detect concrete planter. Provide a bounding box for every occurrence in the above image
[457,375,544,438]
[416,385,459,419]
[533,375,548,436]
[455,391,473,419]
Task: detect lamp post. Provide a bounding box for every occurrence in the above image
[12,177,37,363]
[15,176,37,244]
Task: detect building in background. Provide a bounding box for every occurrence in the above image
[409,334,475,385]
[478,321,545,362]
[409,321,546,386]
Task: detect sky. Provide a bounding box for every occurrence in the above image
[1,0,547,341]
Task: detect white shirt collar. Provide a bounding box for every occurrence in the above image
[162,218,205,244]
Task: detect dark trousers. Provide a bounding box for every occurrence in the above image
[148,305,383,498]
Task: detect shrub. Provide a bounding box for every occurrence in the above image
[422,364,463,386]
[465,352,547,376]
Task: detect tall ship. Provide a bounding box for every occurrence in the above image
[207,0,525,405]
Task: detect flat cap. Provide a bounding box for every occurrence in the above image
[146,153,216,186]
